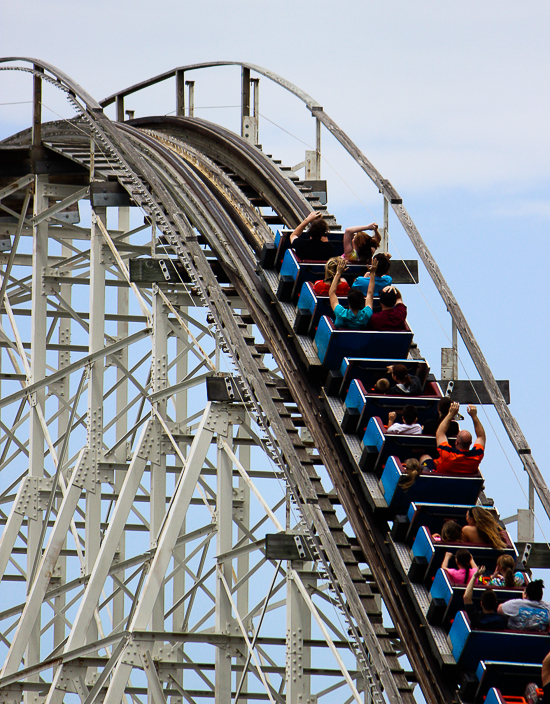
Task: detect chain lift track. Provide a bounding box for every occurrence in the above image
[0,57,547,704]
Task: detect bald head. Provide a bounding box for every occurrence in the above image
[456,430,472,450]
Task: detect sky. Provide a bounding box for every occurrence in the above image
[1,2,550,536]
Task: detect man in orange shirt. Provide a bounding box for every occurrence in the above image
[420,402,485,475]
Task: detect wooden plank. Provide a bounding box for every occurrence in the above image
[516,542,550,569]
[388,259,418,285]
[436,380,510,405]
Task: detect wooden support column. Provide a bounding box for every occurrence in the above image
[241,67,251,139]
[32,64,43,146]
[176,69,185,117]
[116,95,124,122]
[186,81,195,117]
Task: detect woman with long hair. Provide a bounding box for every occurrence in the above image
[462,506,507,550]
[342,223,381,264]
[441,549,477,586]
[487,554,525,588]
[397,458,421,491]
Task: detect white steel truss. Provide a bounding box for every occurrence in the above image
[0,69,386,703]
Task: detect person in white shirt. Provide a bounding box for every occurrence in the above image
[386,405,422,435]
[498,580,550,631]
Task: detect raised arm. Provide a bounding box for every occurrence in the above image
[441,552,453,570]
[387,411,397,429]
[467,405,486,449]
[464,566,485,605]
[364,256,379,310]
[394,287,403,304]
[329,258,348,311]
[436,401,460,446]
[290,211,322,243]
[343,222,379,257]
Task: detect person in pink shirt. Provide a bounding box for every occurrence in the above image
[440,549,478,586]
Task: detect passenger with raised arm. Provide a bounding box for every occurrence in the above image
[498,580,550,631]
[386,405,422,435]
[419,402,485,475]
[463,566,507,630]
[368,285,408,332]
[329,257,378,329]
[462,506,507,549]
[441,548,477,586]
[422,397,460,436]
[387,364,423,396]
[289,211,334,261]
[312,257,350,296]
[351,252,392,296]
[342,222,381,264]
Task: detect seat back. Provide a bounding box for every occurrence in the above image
[315,316,413,370]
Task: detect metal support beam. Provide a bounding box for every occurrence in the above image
[216,414,233,704]
[102,403,217,704]
[151,285,168,634]
[44,419,156,704]
[25,173,49,676]
[286,564,314,704]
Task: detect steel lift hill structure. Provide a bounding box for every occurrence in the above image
[0,58,546,704]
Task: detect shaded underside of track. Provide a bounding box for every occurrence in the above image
[1,114,454,704]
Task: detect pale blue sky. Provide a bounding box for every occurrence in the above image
[1,0,549,535]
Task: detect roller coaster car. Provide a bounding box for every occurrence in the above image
[278,248,361,302]
[343,378,442,435]
[294,282,381,336]
[380,456,484,515]
[409,525,517,585]
[406,502,494,546]
[272,230,346,274]
[359,416,438,475]
[428,568,526,630]
[449,610,550,671]
[314,317,413,370]
[329,356,430,399]
[470,661,543,703]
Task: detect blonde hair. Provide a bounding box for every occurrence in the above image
[469,506,507,550]
[323,257,341,282]
[398,458,421,491]
[374,378,390,393]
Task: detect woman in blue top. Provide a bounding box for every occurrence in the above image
[329,257,378,329]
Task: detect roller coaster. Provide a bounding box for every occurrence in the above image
[0,57,548,704]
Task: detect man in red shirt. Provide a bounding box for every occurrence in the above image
[368,285,407,331]
[420,402,485,475]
